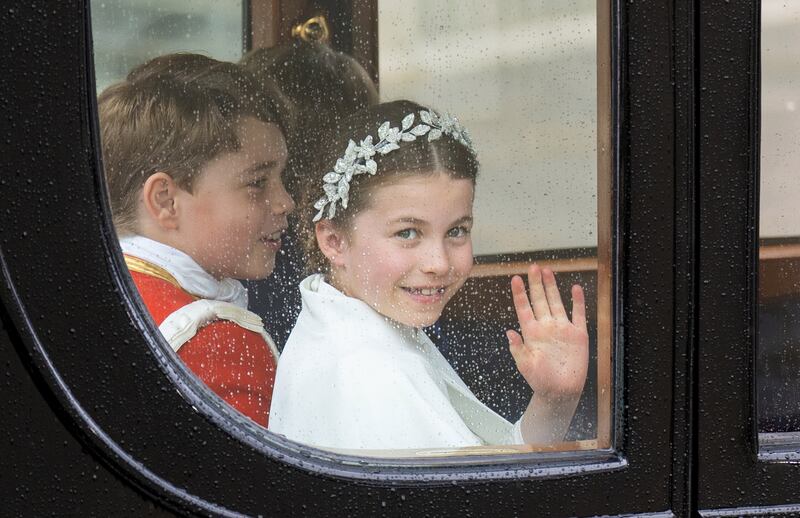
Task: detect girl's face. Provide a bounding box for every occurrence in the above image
[325,171,475,328]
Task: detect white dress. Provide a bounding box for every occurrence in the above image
[269,274,522,451]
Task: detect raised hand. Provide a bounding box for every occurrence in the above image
[506,264,589,401]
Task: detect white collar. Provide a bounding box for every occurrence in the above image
[120,235,249,309]
[299,273,422,345]
[298,274,465,383]
[292,274,518,445]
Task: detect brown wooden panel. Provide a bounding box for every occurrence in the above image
[760,257,800,299]
[596,0,613,450]
[248,0,280,49]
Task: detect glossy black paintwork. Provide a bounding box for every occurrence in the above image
[3,0,793,516]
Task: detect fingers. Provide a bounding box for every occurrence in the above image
[510,275,536,329]
[506,329,525,363]
[516,264,587,330]
[527,264,551,319]
[506,329,523,348]
[571,284,587,331]
[542,268,568,320]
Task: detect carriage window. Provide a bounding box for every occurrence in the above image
[91,0,613,460]
[91,0,244,92]
[759,0,800,451]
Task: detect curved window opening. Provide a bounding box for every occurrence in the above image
[90,0,615,464]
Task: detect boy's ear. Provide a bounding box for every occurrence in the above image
[315,220,349,268]
[141,172,181,230]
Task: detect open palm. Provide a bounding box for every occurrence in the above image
[506,264,589,399]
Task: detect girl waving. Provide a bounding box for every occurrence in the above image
[269,100,588,452]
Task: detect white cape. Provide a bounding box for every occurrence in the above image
[269,274,522,451]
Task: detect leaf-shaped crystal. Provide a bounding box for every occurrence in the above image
[344,139,358,160]
[327,203,336,219]
[357,135,375,159]
[313,196,328,210]
[386,127,401,143]
[419,110,432,124]
[323,172,342,183]
[323,183,338,200]
[439,112,453,128]
[410,124,430,136]
[358,147,375,160]
[428,128,443,141]
[334,158,350,174]
[377,121,390,140]
[365,159,377,175]
[313,206,325,222]
[400,132,416,142]
[337,181,349,208]
[401,113,414,130]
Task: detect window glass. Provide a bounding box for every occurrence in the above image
[91,0,612,459]
[759,0,800,447]
[379,1,596,255]
[91,0,243,92]
[377,0,610,453]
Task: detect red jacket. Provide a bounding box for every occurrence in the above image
[127,261,276,427]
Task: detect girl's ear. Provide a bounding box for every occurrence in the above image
[315,220,349,268]
[141,172,181,230]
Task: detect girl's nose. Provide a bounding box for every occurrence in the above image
[420,242,451,276]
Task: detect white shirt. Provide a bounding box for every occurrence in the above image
[269,274,522,451]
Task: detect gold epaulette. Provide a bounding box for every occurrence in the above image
[124,254,191,296]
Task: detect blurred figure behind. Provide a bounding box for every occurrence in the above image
[241,40,379,348]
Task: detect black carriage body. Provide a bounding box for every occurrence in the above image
[2,1,798,516]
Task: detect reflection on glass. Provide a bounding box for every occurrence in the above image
[91,1,610,458]
[90,0,243,92]
[759,0,800,445]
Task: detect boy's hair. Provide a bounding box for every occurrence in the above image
[126,53,291,130]
[98,53,290,235]
[300,100,480,272]
[240,41,379,195]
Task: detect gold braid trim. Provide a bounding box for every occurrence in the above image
[124,255,197,299]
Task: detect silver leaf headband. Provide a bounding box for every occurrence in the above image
[312,109,475,222]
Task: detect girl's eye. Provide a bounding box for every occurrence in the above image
[247,178,267,190]
[396,228,419,240]
[447,226,470,238]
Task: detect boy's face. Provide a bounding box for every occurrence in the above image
[177,116,294,280]
[329,172,474,328]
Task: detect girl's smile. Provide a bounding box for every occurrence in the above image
[321,171,475,328]
[400,285,448,304]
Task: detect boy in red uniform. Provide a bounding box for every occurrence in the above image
[98,55,294,427]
